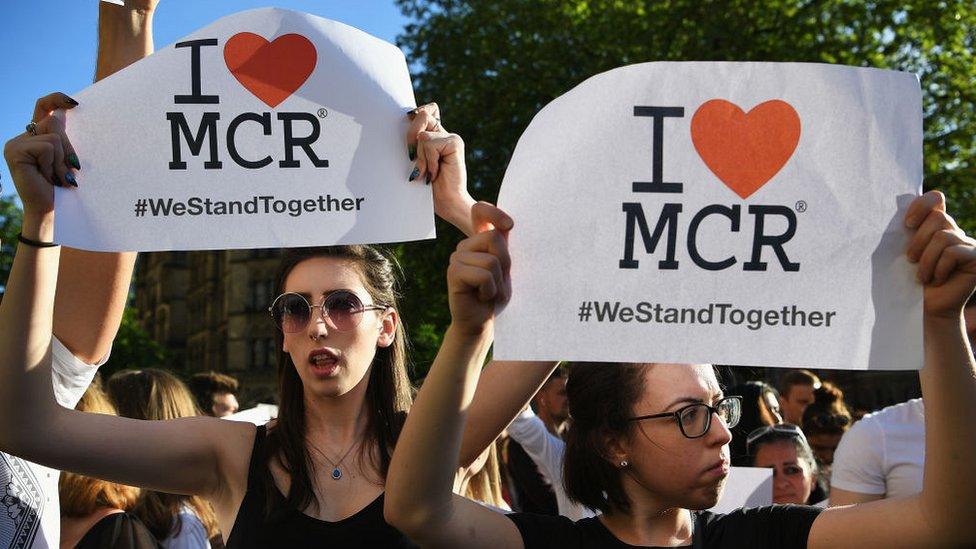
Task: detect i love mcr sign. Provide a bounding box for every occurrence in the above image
[495,62,924,370]
[56,8,429,251]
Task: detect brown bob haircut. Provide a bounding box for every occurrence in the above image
[563,362,649,514]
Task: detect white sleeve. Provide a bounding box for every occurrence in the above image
[506,408,565,487]
[830,415,887,495]
[50,336,108,409]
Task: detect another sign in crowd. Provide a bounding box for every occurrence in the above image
[1,3,974,549]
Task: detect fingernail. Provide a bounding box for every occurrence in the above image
[409,167,420,181]
[68,154,81,170]
[425,174,431,185]
[65,96,79,106]
[64,172,78,187]
[407,108,418,120]
[408,145,416,161]
[905,216,918,228]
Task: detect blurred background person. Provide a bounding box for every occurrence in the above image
[186,372,239,418]
[747,424,823,506]
[504,368,566,515]
[457,441,510,513]
[726,381,781,466]
[107,370,220,548]
[777,369,821,426]
[830,294,976,506]
[801,381,852,467]
[59,379,158,549]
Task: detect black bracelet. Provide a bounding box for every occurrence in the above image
[17,232,59,248]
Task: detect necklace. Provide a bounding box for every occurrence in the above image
[308,438,360,480]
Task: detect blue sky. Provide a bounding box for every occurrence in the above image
[0,1,410,198]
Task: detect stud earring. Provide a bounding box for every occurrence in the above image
[620,460,628,467]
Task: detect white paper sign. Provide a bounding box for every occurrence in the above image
[710,467,773,514]
[57,8,431,251]
[495,62,923,370]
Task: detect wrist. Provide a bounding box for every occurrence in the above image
[440,195,477,236]
[446,320,494,341]
[99,3,155,33]
[21,212,55,243]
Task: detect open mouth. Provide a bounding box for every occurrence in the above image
[308,348,340,377]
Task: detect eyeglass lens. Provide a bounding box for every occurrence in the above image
[272,291,367,333]
[679,398,741,437]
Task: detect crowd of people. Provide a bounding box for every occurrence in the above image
[1,1,975,548]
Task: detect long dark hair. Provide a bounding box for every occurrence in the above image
[266,245,412,514]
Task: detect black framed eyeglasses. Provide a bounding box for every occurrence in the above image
[746,423,808,454]
[269,290,387,333]
[629,396,742,439]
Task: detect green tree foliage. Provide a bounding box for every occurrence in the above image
[395,0,976,371]
[100,306,168,379]
[0,195,22,294]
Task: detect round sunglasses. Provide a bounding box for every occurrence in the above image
[269,290,387,333]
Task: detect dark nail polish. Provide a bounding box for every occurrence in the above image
[64,172,78,187]
[68,154,81,170]
[425,174,431,185]
[65,96,79,106]
[409,167,420,181]
[408,145,416,161]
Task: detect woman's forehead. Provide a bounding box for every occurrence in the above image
[284,256,366,293]
[641,363,720,407]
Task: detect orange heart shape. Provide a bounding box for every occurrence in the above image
[690,99,801,199]
[224,32,317,108]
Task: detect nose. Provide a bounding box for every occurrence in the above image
[708,411,733,446]
[307,307,329,340]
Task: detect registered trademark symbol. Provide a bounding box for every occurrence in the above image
[795,200,807,213]
[317,108,328,118]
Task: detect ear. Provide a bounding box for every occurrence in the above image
[602,428,631,469]
[376,308,398,348]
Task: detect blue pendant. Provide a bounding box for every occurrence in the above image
[331,467,342,480]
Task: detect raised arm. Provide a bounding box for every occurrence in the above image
[52,0,157,363]
[0,117,252,513]
[809,191,976,547]
[386,203,524,548]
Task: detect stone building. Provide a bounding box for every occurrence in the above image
[133,249,282,402]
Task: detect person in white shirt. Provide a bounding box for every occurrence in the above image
[829,398,924,505]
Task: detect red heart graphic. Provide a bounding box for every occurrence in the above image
[690,99,801,199]
[224,32,317,108]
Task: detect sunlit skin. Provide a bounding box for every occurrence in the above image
[780,383,815,425]
[611,364,732,513]
[753,439,814,504]
[211,392,240,417]
[280,257,397,402]
[807,432,843,465]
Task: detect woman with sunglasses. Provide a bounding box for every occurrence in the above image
[0,92,549,547]
[386,190,976,547]
[747,424,820,506]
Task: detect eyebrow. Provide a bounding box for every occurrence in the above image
[293,289,356,300]
[664,392,724,410]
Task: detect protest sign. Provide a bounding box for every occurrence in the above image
[495,62,923,370]
[710,467,773,514]
[57,8,431,251]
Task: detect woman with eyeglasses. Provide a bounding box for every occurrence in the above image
[385,190,976,548]
[0,95,549,548]
[747,425,820,506]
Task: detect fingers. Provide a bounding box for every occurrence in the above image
[416,132,463,184]
[33,115,75,187]
[916,229,968,284]
[32,134,67,187]
[450,252,504,302]
[32,92,78,125]
[904,190,946,229]
[471,202,514,234]
[907,207,957,262]
[406,103,443,182]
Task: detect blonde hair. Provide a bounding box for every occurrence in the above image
[59,377,140,517]
[463,441,507,509]
[106,369,219,540]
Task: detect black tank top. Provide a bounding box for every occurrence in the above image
[224,425,417,548]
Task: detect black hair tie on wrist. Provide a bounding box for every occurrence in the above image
[17,232,59,248]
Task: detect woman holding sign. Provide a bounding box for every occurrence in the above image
[384,190,976,547]
[0,95,550,548]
